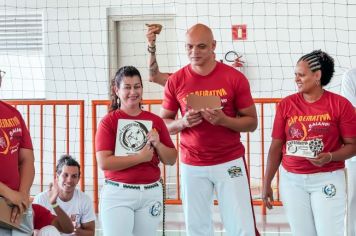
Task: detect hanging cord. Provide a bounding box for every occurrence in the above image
[160,178,166,236]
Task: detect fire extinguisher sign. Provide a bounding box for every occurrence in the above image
[232,25,247,40]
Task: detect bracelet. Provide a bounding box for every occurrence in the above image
[327,152,333,163]
[51,202,59,209]
[147,45,156,54]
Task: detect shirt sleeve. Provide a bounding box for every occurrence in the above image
[32,204,56,230]
[341,72,356,107]
[271,101,287,141]
[80,194,96,224]
[162,75,180,112]
[18,112,33,150]
[234,72,254,110]
[95,115,116,152]
[339,99,356,138]
[156,117,175,148]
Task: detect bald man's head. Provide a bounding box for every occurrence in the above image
[186,24,214,41]
[185,24,216,68]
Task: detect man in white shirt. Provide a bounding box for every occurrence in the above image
[34,155,95,236]
[341,68,356,236]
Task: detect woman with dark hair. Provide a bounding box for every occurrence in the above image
[95,66,177,236]
[262,50,356,236]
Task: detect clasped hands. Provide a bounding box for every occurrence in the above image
[182,108,225,128]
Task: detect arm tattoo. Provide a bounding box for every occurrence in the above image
[149,59,159,76]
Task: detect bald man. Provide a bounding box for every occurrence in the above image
[145,24,244,87]
[160,24,260,236]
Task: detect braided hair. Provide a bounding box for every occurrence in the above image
[110,66,143,111]
[298,49,335,86]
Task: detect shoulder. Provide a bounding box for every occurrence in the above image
[99,111,118,126]
[33,191,50,204]
[0,101,22,116]
[169,65,189,81]
[343,68,356,82]
[101,110,116,120]
[74,189,93,206]
[278,93,299,106]
[218,62,246,78]
[142,111,165,125]
[172,64,189,76]
[142,111,161,120]
[326,90,351,103]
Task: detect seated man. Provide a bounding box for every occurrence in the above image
[34,155,95,236]
[33,203,74,236]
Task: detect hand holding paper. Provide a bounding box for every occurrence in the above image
[200,107,226,125]
[307,152,333,167]
[186,94,222,110]
[182,109,202,128]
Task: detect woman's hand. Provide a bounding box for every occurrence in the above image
[262,183,274,209]
[147,128,160,148]
[308,152,333,167]
[137,143,154,163]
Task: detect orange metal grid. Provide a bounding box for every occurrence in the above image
[4,98,283,215]
[91,98,282,214]
[5,100,85,191]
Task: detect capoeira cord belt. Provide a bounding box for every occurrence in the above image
[104,179,160,190]
[160,178,166,236]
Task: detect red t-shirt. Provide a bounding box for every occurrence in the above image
[32,204,56,230]
[95,110,175,184]
[162,62,254,166]
[0,101,33,190]
[272,91,356,174]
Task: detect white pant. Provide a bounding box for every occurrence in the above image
[36,226,61,236]
[99,180,163,236]
[346,160,356,236]
[280,167,346,236]
[180,158,258,236]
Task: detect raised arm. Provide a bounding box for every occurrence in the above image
[146,24,170,86]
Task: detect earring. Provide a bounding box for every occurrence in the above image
[315,80,320,86]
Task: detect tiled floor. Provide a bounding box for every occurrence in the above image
[95,205,291,236]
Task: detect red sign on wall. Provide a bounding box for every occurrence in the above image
[232,24,247,40]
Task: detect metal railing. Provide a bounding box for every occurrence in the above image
[91,98,283,214]
[5,100,85,191]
